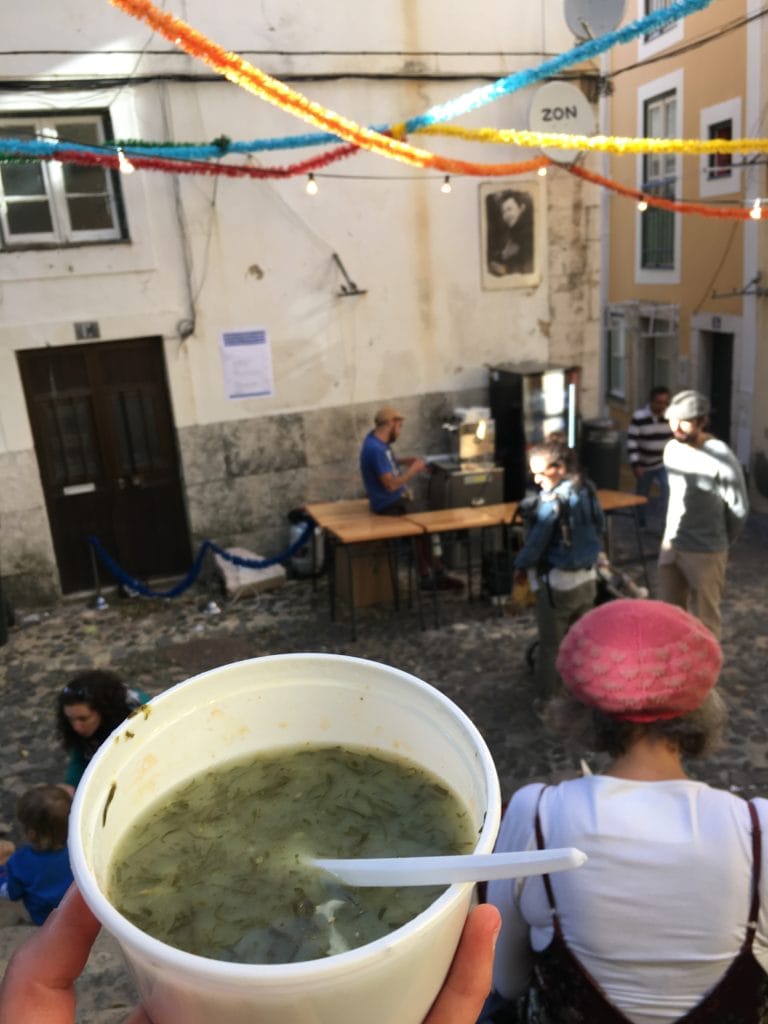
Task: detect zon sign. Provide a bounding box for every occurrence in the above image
[528,81,595,164]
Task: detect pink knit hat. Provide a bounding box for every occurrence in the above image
[555,599,722,723]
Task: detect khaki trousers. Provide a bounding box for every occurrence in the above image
[657,548,728,639]
[535,578,597,698]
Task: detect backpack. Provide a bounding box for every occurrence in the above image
[557,475,606,557]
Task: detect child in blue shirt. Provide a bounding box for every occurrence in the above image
[0,784,74,925]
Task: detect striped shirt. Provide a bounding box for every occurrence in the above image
[627,404,672,469]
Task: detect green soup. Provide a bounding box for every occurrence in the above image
[107,744,476,964]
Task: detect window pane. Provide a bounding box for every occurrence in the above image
[663,98,676,137]
[7,199,54,234]
[641,192,675,268]
[56,121,100,147]
[0,125,36,141]
[1,161,47,197]
[62,162,109,195]
[66,194,114,231]
[44,396,99,485]
[114,389,162,471]
[708,120,733,179]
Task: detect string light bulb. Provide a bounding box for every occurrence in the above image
[537,165,548,177]
[305,173,318,196]
[749,198,763,221]
[440,175,452,194]
[117,148,135,175]
[637,199,648,212]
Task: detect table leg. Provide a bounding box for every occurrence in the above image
[328,536,337,622]
[387,541,400,611]
[346,546,357,642]
[411,537,425,630]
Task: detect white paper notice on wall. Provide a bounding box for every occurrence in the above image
[220,328,275,400]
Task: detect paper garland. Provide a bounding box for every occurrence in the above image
[2,0,756,218]
[108,0,716,171]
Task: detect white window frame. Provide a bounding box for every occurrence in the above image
[637,307,678,401]
[606,309,628,401]
[699,98,742,199]
[0,112,125,248]
[635,70,683,286]
[637,0,684,61]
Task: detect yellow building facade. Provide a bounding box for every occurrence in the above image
[603,0,768,511]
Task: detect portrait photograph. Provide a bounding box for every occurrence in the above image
[479,179,541,290]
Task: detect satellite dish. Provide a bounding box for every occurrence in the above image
[565,0,626,39]
[528,81,595,164]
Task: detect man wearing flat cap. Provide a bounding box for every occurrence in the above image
[360,407,426,515]
[658,389,748,638]
[359,407,462,589]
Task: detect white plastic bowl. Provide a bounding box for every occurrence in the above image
[69,653,500,1024]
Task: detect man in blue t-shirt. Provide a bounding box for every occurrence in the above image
[359,406,426,514]
[359,407,462,590]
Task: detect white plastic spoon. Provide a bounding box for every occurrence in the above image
[311,847,586,887]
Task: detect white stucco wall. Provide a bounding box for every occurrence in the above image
[0,0,603,598]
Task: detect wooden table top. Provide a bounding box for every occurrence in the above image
[596,489,648,512]
[308,490,644,543]
[325,514,425,544]
[403,506,501,532]
[305,498,369,527]
[474,502,520,525]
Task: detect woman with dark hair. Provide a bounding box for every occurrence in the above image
[484,599,768,1023]
[56,669,147,789]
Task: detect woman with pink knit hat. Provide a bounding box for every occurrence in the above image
[483,599,768,1024]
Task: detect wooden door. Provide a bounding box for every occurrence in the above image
[17,338,192,593]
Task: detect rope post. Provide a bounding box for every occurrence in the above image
[88,542,108,611]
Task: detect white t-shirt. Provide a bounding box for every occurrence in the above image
[487,776,768,1024]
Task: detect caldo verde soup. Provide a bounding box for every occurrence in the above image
[108,744,476,964]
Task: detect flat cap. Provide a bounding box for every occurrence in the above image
[665,389,710,421]
[374,406,404,426]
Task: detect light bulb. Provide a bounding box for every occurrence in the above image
[440,175,452,194]
[475,418,487,441]
[537,166,548,177]
[749,198,762,221]
[305,173,318,196]
[637,199,648,212]
[117,149,135,175]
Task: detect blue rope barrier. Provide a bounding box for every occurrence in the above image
[86,519,314,600]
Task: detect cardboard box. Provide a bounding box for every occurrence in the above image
[335,543,395,608]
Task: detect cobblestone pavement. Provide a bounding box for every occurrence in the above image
[0,514,766,1021]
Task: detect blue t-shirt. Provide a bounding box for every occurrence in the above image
[359,432,405,512]
[1,844,73,925]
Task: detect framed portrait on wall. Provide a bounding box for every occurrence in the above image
[479,179,541,290]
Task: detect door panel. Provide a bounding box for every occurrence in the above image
[18,338,192,593]
[700,330,733,445]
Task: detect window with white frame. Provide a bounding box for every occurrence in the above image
[0,112,127,248]
[638,0,683,60]
[638,311,677,400]
[606,311,627,400]
[644,0,676,41]
[700,98,741,199]
[641,91,677,270]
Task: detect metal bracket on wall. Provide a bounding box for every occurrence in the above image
[711,271,768,300]
[332,253,367,298]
